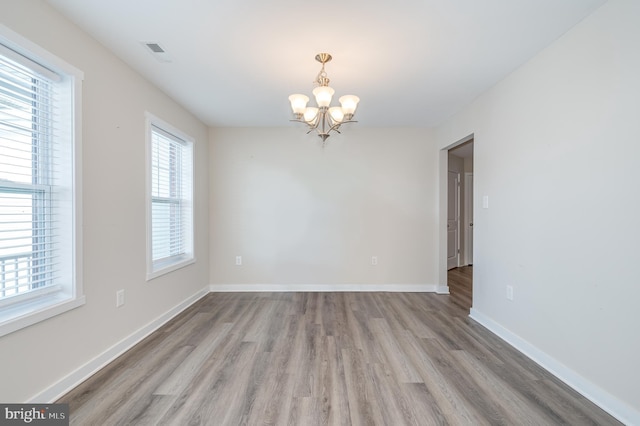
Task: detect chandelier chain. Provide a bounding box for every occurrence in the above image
[314,63,330,87]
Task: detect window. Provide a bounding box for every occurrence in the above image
[0,26,83,337]
[146,114,194,279]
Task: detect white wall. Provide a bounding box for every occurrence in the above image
[0,0,210,402]
[209,127,440,290]
[436,0,639,421]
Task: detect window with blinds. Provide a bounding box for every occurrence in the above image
[0,27,83,336]
[0,56,55,304]
[146,116,194,279]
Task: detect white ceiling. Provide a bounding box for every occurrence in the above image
[45,0,606,128]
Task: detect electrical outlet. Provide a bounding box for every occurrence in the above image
[506,285,514,301]
[235,255,242,266]
[116,289,125,307]
[371,256,378,265]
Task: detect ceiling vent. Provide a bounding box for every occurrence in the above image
[142,42,172,63]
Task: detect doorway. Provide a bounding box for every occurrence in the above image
[445,137,474,310]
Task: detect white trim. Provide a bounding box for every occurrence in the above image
[464,172,473,266]
[146,257,196,281]
[0,25,84,80]
[0,296,85,338]
[209,283,441,292]
[469,308,639,426]
[29,287,209,403]
[436,285,450,294]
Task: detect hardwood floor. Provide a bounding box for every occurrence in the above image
[59,291,620,425]
[447,265,473,312]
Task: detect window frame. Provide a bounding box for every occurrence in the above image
[145,112,195,280]
[0,25,84,337]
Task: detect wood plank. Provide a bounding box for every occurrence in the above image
[59,290,621,425]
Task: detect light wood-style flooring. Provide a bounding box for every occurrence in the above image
[59,287,620,425]
[447,265,473,312]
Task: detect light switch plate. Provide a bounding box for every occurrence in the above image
[506,285,514,301]
[116,289,125,307]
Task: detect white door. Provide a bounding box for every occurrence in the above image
[464,173,473,265]
[447,171,460,270]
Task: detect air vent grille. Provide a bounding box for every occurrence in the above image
[141,41,172,63]
[145,43,165,53]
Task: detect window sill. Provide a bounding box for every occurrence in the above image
[146,256,196,281]
[0,293,86,337]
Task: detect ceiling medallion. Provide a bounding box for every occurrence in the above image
[288,53,360,144]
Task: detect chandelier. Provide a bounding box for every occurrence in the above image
[288,53,360,142]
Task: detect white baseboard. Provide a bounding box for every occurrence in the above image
[30,287,210,403]
[436,285,450,294]
[469,308,639,426]
[209,283,440,292]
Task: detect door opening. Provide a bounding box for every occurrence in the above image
[446,138,474,311]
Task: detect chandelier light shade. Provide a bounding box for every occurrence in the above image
[289,53,359,142]
[288,94,309,115]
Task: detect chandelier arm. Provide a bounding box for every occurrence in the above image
[291,117,358,138]
[289,118,310,126]
[289,118,321,132]
[328,119,358,133]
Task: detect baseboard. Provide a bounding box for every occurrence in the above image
[436,285,450,294]
[30,287,210,403]
[469,308,639,425]
[210,283,441,292]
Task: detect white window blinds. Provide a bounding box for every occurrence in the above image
[0,27,82,337]
[0,47,60,303]
[148,122,193,277]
